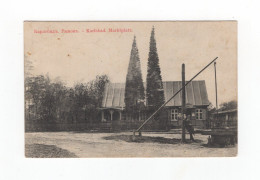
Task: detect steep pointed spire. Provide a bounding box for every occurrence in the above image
[151,26,155,36]
[146,26,165,108]
[125,36,145,116]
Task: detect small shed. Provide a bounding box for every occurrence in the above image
[211,109,237,128]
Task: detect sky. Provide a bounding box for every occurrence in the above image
[24,21,237,106]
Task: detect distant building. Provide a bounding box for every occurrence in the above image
[100,80,210,129]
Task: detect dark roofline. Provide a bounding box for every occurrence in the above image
[213,109,237,114]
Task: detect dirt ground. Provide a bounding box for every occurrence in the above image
[25,132,237,158]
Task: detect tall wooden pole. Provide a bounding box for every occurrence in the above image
[214,62,218,111]
[182,64,186,142]
[214,62,219,127]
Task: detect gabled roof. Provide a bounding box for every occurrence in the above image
[101,80,209,108]
[102,83,125,109]
[162,81,209,107]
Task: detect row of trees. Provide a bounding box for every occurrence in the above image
[219,100,237,111]
[124,27,165,120]
[25,74,109,124]
[208,100,238,116]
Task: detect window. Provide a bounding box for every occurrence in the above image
[171,109,179,121]
[195,109,203,120]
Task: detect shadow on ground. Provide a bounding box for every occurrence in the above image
[25,144,78,158]
[201,144,236,148]
[103,135,203,144]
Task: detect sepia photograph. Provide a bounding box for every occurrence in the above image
[24,21,237,158]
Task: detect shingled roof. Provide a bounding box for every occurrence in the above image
[101,80,209,108]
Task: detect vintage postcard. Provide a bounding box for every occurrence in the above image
[24,21,237,157]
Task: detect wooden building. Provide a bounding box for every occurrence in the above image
[100,80,210,129]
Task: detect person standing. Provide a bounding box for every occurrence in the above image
[185,115,195,142]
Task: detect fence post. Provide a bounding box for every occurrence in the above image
[181,64,186,142]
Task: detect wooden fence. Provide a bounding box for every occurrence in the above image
[25,119,169,132]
